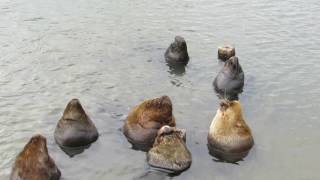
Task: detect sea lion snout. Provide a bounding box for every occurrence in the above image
[226,56,239,69]
[30,134,47,148]
[68,98,81,106]
[174,36,187,49]
[30,134,46,143]
[158,95,172,106]
[165,36,189,66]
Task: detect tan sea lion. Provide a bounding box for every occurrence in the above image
[147,126,192,173]
[207,100,254,163]
[123,96,176,151]
[54,99,98,148]
[10,134,61,180]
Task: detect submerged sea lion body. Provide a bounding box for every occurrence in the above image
[10,135,61,180]
[147,126,192,173]
[123,96,176,151]
[208,101,254,162]
[213,56,244,100]
[54,99,98,148]
[165,36,189,66]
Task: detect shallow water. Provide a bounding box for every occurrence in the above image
[0,0,320,179]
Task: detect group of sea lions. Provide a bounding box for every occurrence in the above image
[10,99,98,180]
[9,36,253,180]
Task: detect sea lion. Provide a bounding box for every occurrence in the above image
[54,99,99,148]
[147,126,192,174]
[123,95,176,151]
[218,45,235,61]
[10,134,61,180]
[207,100,254,163]
[164,36,189,66]
[213,56,244,100]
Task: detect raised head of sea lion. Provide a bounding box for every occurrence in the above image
[147,126,191,174]
[10,134,61,180]
[207,100,254,163]
[165,36,189,66]
[213,56,244,100]
[54,99,99,149]
[123,96,176,151]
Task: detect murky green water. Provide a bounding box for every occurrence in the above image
[1,0,319,179]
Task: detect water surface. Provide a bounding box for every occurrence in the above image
[0,0,320,179]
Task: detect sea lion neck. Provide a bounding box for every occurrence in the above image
[220,101,244,124]
[62,99,88,122]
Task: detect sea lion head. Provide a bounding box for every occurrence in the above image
[147,126,192,174]
[165,36,189,66]
[143,95,173,120]
[10,134,61,180]
[26,134,48,154]
[123,96,176,151]
[62,98,88,122]
[171,36,187,52]
[224,56,242,75]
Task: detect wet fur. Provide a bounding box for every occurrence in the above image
[147,127,191,173]
[165,36,189,66]
[54,99,98,147]
[123,96,176,151]
[208,101,253,162]
[213,57,244,100]
[10,135,61,180]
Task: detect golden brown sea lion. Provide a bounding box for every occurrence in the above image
[123,95,176,151]
[54,99,98,148]
[147,126,192,174]
[207,100,254,163]
[10,134,61,180]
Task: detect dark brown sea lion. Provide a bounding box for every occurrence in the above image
[147,126,192,173]
[10,134,61,180]
[213,56,244,100]
[207,100,254,163]
[165,36,189,66]
[218,45,236,61]
[54,99,98,148]
[123,96,176,151]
